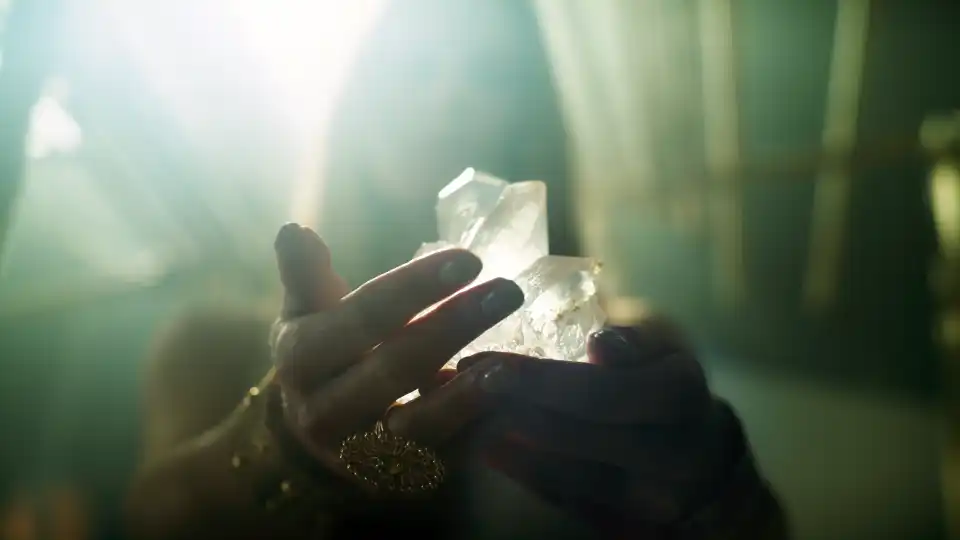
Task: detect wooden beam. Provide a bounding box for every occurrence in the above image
[922,114,960,540]
[698,0,745,307]
[803,0,872,311]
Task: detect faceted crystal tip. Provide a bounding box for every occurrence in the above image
[438,168,478,200]
[465,181,549,281]
[436,168,509,246]
[418,168,605,367]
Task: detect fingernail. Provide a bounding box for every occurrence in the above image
[480,362,519,393]
[479,279,524,318]
[439,253,482,287]
[589,327,637,360]
[275,222,301,252]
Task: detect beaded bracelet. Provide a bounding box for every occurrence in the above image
[225,369,354,518]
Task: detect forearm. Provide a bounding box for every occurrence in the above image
[127,385,457,540]
[127,387,353,540]
[126,435,255,540]
[127,402,300,539]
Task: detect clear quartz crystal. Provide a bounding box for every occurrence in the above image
[465,181,549,284]
[410,168,606,376]
[515,256,605,361]
[437,168,508,245]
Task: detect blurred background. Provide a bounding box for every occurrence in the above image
[0,0,958,538]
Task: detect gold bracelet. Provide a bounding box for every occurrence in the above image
[225,368,351,516]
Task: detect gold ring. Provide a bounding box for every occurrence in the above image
[339,420,445,495]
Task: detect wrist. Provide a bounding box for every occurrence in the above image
[127,372,356,540]
[228,374,372,518]
[668,400,787,539]
[238,377,458,536]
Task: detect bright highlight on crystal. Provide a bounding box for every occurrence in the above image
[416,168,606,367]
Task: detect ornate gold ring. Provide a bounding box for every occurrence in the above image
[339,421,445,495]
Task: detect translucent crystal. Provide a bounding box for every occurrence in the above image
[415,168,605,372]
[465,181,549,283]
[413,240,454,259]
[515,256,605,361]
[436,168,508,245]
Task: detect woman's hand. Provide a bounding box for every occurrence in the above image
[464,319,784,537]
[271,223,524,490]
[125,223,525,540]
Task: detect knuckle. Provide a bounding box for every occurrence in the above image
[340,298,381,347]
[272,315,336,385]
[370,354,417,397]
[271,322,299,366]
[385,404,415,435]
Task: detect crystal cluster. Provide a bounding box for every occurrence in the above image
[415,168,606,368]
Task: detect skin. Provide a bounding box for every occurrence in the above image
[269,223,525,471]
[128,224,528,539]
[131,224,786,539]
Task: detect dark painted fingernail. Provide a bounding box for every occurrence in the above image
[439,253,482,287]
[456,351,497,373]
[480,362,519,393]
[275,222,301,252]
[479,279,524,318]
[589,327,637,360]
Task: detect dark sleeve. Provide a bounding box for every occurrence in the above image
[670,401,789,540]
[671,451,788,539]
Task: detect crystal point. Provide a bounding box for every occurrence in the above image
[466,181,548,282]
[420,168,605,368]
[515,256,604,361]
[436,168,508,245]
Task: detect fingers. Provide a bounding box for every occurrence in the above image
[275,224,347,319]
[482,400,745,526]
[298,278,524,441]
[482,439,683,529]
[418,368,457,397]
[274,248,483,389]
[460,352,710,425]
[386,358,505,447]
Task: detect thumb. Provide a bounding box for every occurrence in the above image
[274,223,349,319]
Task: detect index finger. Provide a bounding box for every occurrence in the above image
[460,353,711,425]
[274,249,483,388]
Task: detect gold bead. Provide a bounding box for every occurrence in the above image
[230,454,243,469]
[248,386,261,397]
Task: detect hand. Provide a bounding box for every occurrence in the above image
[270,223,525,491]
[462,319,749,534]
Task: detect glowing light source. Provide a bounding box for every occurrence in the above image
[931,163,960,261]
[225,0,386,225]
[228,0,385,128]
[26,95,82,160]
